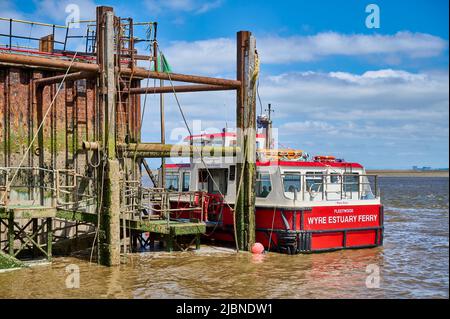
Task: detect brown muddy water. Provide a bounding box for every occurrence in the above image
[0,177,448,299]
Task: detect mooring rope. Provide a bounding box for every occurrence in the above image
[268,205,277,252]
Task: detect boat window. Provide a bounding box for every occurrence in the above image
[330,173,341,184]
[182,172,190,191]
[306,172,323,192]
[166,174,179,191]
[256,172,271,198]
[209,169,228,195]
[198,170,208,191]
[283,174,301,193]
[229,165,236,181]
[344,173,359,192]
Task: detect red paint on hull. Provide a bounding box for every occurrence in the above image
[171,200,383,253]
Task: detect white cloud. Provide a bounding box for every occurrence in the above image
[329,69,427,83]
[163,38,234,74]
[141,68,448,167]
[160,32,448,75]
[145,0,223,14]
[259,32,447,62]
[261,69,449,166]
[261,69,449,115]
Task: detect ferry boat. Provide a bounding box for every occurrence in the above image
[161,112,383,254]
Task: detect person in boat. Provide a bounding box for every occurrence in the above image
[260,186,270,198]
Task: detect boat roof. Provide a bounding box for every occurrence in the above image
[165,161,363,169]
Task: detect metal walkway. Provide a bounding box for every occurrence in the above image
[0,167,206,262]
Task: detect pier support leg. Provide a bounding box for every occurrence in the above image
[32,219,39,258]
[46,217,53,261]
[99,159,121,266]
[7,213,14,256]
[236,31,257,251]
[166,234,173,252]
[96,6,120,266]
[195,234,201,250]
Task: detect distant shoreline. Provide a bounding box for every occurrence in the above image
[367,170,449,177]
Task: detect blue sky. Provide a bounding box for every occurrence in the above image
[1,0,448,169]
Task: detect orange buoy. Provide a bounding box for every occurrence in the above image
[251,242,265,254]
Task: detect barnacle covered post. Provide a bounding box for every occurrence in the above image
[236,31,258,251]
[96,6,121,266]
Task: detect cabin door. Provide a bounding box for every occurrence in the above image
[198,169,228,195]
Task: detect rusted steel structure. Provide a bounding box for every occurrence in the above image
[0,6,258,266]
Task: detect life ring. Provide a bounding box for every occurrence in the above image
[286,150,302,160]
[314,155,336,162]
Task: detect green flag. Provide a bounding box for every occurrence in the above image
[157,54,172,73]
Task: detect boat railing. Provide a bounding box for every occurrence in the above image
[121,181,207,223]
[281,173,379,202]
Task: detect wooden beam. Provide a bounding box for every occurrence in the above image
[34,71,94,87]
[126,84,236,95]
[120,67,241,87]
[0,52,100,72]
[120,143,239,158]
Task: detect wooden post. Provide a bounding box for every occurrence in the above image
[97,6,121,266]
[39,34,54,53]
[8,212,14,256]
[195,234,201,250]
[46,217,53,261]
[104,12,116,160]
[236,31,257,251]
[32,219,39,258]
[154,41,166,189]
[160,80,165,187]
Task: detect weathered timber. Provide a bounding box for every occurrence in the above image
[235,31,257,251]
[0,54,241,87]
[127,84,236,95]
[97,7,121,267]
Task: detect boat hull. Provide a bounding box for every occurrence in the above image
[170,201,384,254]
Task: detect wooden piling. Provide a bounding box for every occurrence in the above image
[46,217,53,261]
[97,7,121,266]
[235,31,257,251]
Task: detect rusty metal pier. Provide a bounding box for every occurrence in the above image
[0,6,258,267]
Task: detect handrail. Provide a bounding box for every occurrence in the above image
[0,167,96,211]
[280,173,379,201]
[121,181,207,223]
[0,17,67,29]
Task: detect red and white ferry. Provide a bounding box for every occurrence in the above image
[162,115,383,254]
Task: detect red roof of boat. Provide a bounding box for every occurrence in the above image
[256,161,363,168]
[164,161,363,169]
